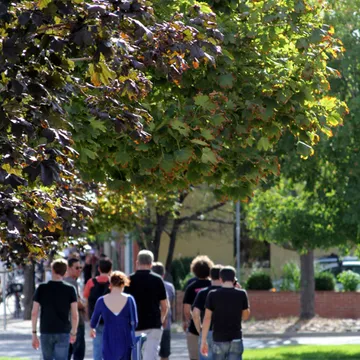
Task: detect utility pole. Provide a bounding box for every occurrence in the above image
[236,201,241,281]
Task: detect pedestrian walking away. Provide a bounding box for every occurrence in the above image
[200,266,250,360]
[64,258,86,360]
[125,250,169,360]
[83,258,112,360]
[183,255,214,360]
[31,259,79,360]
[90,271,137,360]
[152,262,176,360]
[192,265,223,360]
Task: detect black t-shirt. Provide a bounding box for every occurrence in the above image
[183,279,211,335]
[125,270,167,331]
[206,287,249,342]
[193,285,221,330]
[33,280,77,334]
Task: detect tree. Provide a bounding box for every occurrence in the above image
[0,0,221,262]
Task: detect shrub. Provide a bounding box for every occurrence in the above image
[315,272,336,291]
[170,257,194,290]
[245,270,273,290]
[180,273,195,290]
[281,261,300,291]
[337,270,360,291]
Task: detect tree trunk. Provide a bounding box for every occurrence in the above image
[165,219,181,274]
[23,262,35,320]
[152,212,169,261]
[300,250,315,319]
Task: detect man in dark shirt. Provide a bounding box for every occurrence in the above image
[193,265,223,360]
[183,255,214,360]
[31,259,78,360]
[200,266,250,360]
[125,250,169,360]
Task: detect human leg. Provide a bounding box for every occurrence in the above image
[73,323,86,360]
[93,324,104,360]
[228,339,244,360]
[159,329,171,360]
[53,333,71,360]
[41,334,56,360]
[212,341,230,360]
[136,328,162,360]
[186,332,199,360]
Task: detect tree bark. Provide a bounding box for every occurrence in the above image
[300,250,315,319]
[152,212,169,261]
[165,219,181,274]
[23,262,35,320]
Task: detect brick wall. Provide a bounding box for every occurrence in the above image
[175,290,360,320]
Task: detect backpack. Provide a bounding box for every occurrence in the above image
[88,277,110,322]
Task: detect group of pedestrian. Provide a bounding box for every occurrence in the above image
[31,250,173,360]
[182,256,250,360]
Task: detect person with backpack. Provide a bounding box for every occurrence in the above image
[83,258,112,360]
[90,271,137,360]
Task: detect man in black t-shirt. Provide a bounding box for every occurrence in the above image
[125,250,169,360]
[183,255,214,360]
[31,259,78,360]
[193,265,223,360]
[200,266,250,360]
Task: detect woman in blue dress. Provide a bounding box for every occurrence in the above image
[90,271,137,360]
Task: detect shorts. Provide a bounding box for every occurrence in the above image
[159,329,171,358]
[186,332,199,360]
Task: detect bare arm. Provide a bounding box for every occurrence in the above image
[242,308,250,321]
[70,302,79,343]
[31,302,40,350]
[200,309,212,356]
[192,307,201,334]
[160,299,169,325]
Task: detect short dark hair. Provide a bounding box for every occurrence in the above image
[191,255,214,279]
[99,258,112,273]
[152,262,165,277]
[68,258,80,268]
[220,266,236,283]
[210,264,223,280]
[52,259,67,276]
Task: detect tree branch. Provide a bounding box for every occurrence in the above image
[190,218,234,225]
[178,202,227,224]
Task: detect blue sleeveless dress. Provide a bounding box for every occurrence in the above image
[90,294,137,360]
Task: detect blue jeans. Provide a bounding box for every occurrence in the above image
[199,331,213,360]
[93,324,104,360]
[41,333,70,360]
[212,339,244,360]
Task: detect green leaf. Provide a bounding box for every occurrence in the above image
[37,0,52,9]
[89,118,107,132]
[190,139,208,146]
[160,155,176,172]
[115,151,130,165]
[200,129,215,140]
[194,94,216,111]
[175,148,193,163]
[257,137,270,151]
[211,114,226,126]
[218,74,234,88]
[201,148,217,164]
[297,141,314,157]
[171,119,190,136]
[82,148,97,160]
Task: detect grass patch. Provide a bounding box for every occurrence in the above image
[245,345,360,359]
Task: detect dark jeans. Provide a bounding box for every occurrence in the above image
[212,339,244,360]
[68,323,85,360]
[41,333,70,360]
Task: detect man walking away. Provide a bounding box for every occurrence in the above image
[64,258,86,360]
[83,258,112,360]
[193,265,223,360]
[31,259,78,360]
[200,266,250,360]
[152,262,175,360]
[125,250,169,360]
[183,255,213,360]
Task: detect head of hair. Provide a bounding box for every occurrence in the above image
[152,262,165,277]
[100,253,107,259]
[69,252,80,260]
[51,259,68,276]
[220,266,236,283]
[210,264,223,280]
[190,255,214,279]
[68,257,80,268]
[110,271,130,288]
[137,250,154,266]
[99,258,112,273]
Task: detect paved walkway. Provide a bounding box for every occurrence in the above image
[1,320,360,359]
